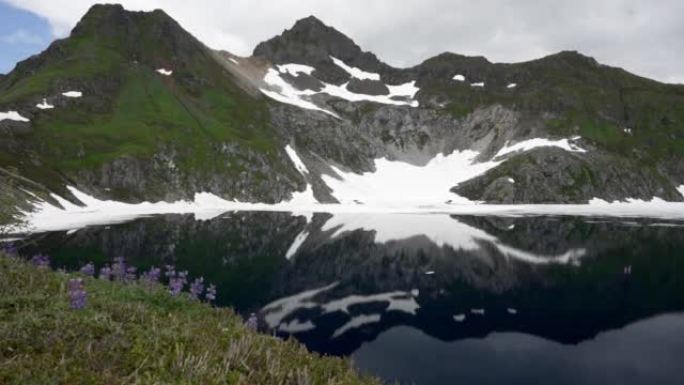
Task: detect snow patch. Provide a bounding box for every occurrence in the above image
[62,91,82,98]
[321,81,419,107]
[453,74,466,82]
[453,314,466,322]
[260,68,339,118]
[285,145,309,175]
[496,136,586,158]
[0,111,29,122]
[387,80,420,98]
[228,58,239,65]
[330,56,380,81]
[507,178,516,184]
[261,64,420,113]
[471,82,485,87]
[678,185,684,198]
[156,68,173,76]
[322,149,501,206]
[36,99,54,110]
[507,83,517,89]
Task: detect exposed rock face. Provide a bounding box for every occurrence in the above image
[453,148,683,203]
[346,79,389,95]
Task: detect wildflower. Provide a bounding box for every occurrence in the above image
[1,243,18,256]
[68,278,87,309]
[189,277,205,300]
[168,270,188,297]
[205,284,217,303]
[79,262,95,277]
[30,254,50,269]
[141,266,161,284]
[245,313,258,331]
[99,264,112,280]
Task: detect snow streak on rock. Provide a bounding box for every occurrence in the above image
[0,111,30,122]
[330,56,380,81]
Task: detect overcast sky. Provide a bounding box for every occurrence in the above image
[1,0,683,83]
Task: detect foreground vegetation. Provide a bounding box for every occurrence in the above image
[0,252,379,385]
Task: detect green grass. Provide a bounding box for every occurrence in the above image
[0,254,380,385]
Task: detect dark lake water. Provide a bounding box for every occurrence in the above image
[11,212,684,385]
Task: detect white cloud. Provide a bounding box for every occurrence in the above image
[4,0,684,83]
[0,29,45,45]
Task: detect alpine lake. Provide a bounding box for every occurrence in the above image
[10,211,684,385]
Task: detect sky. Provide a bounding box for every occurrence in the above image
[0,0,682,84]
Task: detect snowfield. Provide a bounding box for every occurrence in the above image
[285,145,310,175]
[260,68,339,117]
[36,99,55,110]
[322,149,501,206]
[11,144,684,235]
[156,68,173,76]
[259,62,420,113]
[0,111,30,122]
[62,91,83,98]
[495,136,586,157]
[330,56,380,81]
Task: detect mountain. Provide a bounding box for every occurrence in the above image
[1,4,684,215]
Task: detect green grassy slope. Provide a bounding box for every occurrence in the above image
[0,5,289,202]
[0,254,379,385]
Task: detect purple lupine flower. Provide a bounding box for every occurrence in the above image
[1,243,18,256]
[79,262,95,277]
[112,256,127,281]
[189,277,205,300]
[68,278,87,309]
[141,266,161,284]
[99,264,112,281]
[245,313,258,331]
[125,266,137,282]
[168,270,188,297]
[205,284,217,303]
[30,254,50,269]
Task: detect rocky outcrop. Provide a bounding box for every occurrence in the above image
[453,148,684,203]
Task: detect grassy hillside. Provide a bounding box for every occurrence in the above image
[0,253,379,385]
[0,5,293,202]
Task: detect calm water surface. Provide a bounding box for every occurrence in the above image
[12,212,684,385]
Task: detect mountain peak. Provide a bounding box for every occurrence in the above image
[253,16,387,83]
[72,3,177,37]
[290,15,328,31]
